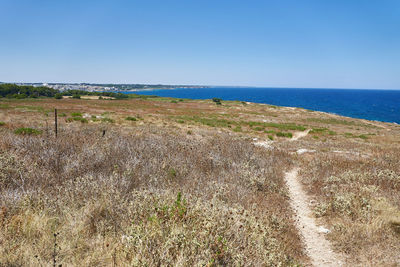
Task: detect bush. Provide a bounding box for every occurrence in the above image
[72,94,81,99]
[115,93,129,99]
[71,112,82,117]
[276,132,293,138]
[125,116,137,121]
[212,98,222,105]
[14,127,42,135]
[233,126,242,132]
[77,118,88,123]
[168,168,177,178]
[54,93,63,99]
[15,94,27,99]
[0,121,5,126]
[358,134,368,140]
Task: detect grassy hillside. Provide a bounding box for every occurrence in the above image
[0,97,399,266]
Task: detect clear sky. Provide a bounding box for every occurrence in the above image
[1,0,399,89]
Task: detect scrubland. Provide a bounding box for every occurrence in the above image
[0,96,399,266]
[298,144,400,265]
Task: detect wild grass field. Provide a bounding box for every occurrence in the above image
[0,96,399,266]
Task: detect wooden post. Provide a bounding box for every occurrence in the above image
[55,108,58,138]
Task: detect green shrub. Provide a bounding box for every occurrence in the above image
[233,126,242,132]
[125,116,137,121]
[0,121,5,126]
[310,128,327,134]
[59,113,67,117]
[171,100,178,104]
[71,112,82,117]
[212,98,222,105]
[168,168,177,178]
[175,116,234,128]
[54,93,63,99]
[246,121,306,131]
[73,117,88,123]
[14,127,42,135]
[276,132,292,138]
[72,94,81,99]
[358,134,368,140]
[268,135,274,140]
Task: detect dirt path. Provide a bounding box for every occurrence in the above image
[285,168,343,266]
[291,129,310,141]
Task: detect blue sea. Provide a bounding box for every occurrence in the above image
[127,87,400,124]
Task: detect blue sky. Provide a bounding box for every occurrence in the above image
[1,0,399,89]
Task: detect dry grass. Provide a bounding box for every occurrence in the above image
[0,122,304,266]
[1,96,400,266]
[299,146,400,265]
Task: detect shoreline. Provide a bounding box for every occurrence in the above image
[120,90,400,125]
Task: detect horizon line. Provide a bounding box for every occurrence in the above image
[1,81,399,91]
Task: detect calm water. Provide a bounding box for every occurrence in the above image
[127,87,400,123]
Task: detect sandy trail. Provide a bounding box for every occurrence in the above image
[291,129,310,141]
[285,168,343,266]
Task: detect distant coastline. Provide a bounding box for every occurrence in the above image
[0,82,209,93]
[126,87,400,124]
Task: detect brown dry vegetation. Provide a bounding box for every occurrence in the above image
[0,98,305,266]
[1,96,400,266]
[298,146,400,266]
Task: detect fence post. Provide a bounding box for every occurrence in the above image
[55,108,58,138]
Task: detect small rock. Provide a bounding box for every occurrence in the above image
[318,226,330,234]
[297,148,316,155]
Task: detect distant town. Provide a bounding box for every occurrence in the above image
[0,82,208,92]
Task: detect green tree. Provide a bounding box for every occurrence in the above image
[54,93,63,99]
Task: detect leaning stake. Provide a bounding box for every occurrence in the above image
[55,108,58,138]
